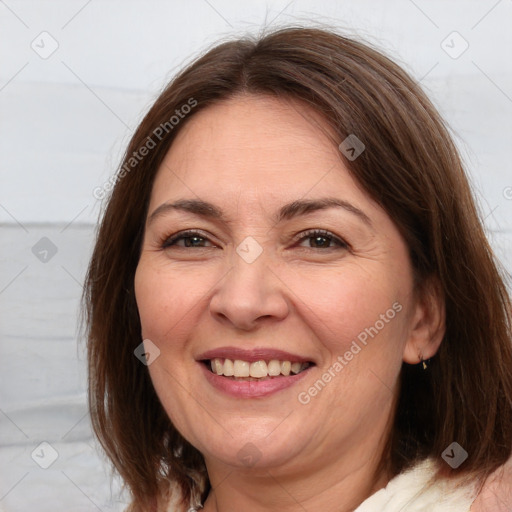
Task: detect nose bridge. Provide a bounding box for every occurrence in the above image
[209,238,289,329]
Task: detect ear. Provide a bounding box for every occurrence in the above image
[403,276,445,364]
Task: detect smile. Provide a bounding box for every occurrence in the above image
[197,347,316,398]
[206,358,312,380]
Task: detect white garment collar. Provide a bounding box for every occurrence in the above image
[354,458,477,512]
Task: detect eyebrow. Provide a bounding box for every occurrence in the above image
[147,197,372,227]
[277,198,372,226]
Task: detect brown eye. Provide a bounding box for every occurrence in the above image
[162,230,215,248]
[296,229,349,249]
[309,235,332,249]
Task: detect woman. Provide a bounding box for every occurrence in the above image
[83,27,512,511]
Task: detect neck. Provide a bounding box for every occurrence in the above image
[201,446,391,512]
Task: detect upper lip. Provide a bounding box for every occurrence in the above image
[197,347,314,364]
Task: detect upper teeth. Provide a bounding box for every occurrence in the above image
[210,358,308,378]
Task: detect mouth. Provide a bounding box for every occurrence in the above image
[196,347,316,397]
[202,358,314,381]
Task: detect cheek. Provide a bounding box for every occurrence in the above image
[134,258,216,344]
[135,261,183,342]
[286,262,410,362]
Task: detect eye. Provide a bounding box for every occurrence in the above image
[161,230,216,249]
[295,229,349,250]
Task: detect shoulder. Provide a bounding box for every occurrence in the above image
[470,456,512,511]
[354,458,478,512]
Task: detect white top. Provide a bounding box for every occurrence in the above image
[353,458,476,511]
[170,458,478,512]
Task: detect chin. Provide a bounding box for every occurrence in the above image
[189,420,309,472]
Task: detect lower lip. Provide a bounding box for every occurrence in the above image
[199,363,312,398]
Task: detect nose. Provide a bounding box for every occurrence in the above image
[209,250,290,331]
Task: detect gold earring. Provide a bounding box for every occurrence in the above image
[421,357,432,370]
[419,351,429,370]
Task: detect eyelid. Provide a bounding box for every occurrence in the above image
[292,229,349,249]
[160,228,349,251]
[161,229,218,248]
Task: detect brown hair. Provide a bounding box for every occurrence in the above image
[83,26,512,510]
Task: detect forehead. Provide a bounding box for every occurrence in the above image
[149,94,370,213]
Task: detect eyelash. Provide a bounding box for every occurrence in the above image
[161,230,211,249]
[297,229,349,250]
[160,229,349,250]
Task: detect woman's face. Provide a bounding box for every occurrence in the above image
[135,94,420,476]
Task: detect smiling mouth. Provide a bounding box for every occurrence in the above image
[203,358,314,381]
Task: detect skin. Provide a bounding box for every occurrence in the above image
[471,458,512,511]
[134,94,445,512]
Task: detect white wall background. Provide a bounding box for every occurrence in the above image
[0,1,511,510]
